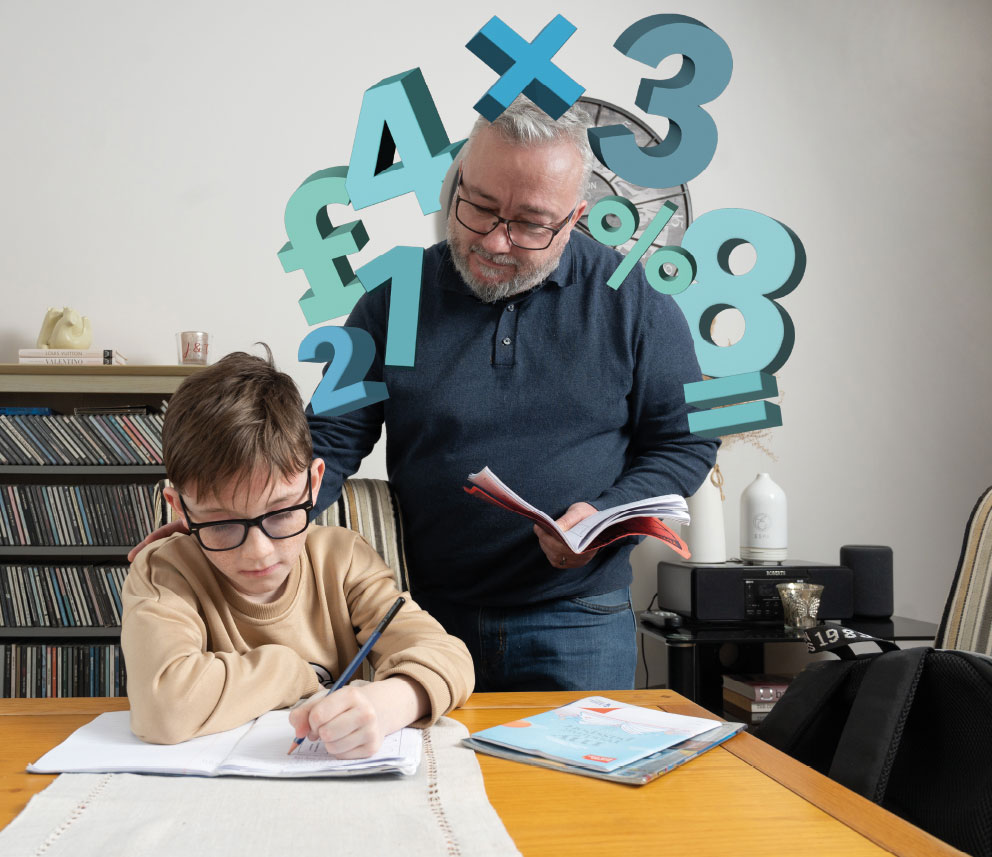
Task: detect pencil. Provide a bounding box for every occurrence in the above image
[287,596,406,755]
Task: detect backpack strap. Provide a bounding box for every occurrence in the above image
[828,647,931,800]
[756,659,860,754]
[802,622,900,660]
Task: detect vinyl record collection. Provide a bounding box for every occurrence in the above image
[1,643,126,697]
[0,483,157,546]
[0,411,164,465]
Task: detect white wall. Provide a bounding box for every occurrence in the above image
[3,1,990,685]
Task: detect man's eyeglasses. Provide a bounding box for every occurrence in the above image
[453,175,576,251]
[179,470,313,552]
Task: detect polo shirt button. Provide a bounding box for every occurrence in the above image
[506,304,515,312]
[502,337,512,346]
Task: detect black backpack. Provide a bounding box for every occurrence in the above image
[756,625,992,857]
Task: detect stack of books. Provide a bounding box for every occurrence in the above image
[18,349,127,366]
[463,695,744,785]
[721,674,793,727]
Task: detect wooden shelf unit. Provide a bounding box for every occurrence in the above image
[0,366,198,695]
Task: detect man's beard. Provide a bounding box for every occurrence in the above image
[447,222,565,303]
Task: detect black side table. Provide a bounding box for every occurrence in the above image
[639,616,939,715]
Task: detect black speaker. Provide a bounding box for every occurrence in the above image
[841,544,894,618]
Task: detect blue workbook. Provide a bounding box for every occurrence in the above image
[465,696,721,773]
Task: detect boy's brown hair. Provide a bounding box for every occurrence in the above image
[162,349,312,498]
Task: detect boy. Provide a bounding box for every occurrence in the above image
[122,351,474,756]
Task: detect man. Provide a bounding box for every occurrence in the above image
[309,96,718,692]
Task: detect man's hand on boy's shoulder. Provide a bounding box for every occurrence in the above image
[289,676,430,759]
[127,520,189,562]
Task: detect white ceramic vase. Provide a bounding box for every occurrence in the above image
[682,468,727,564]
[740,473,788,562]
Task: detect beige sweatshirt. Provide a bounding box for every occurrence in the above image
[122,526,474,744]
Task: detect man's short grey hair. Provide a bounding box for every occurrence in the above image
[463,96,594,199]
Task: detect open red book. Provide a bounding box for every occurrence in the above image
[463,467,691,559]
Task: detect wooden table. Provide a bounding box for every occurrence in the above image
[0,691,964,856]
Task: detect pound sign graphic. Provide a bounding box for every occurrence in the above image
[278,166,369,326]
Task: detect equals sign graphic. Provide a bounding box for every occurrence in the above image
[683,371,781,438]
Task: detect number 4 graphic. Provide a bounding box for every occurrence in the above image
[346,68,465,215]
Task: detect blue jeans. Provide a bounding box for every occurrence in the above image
[413,587,636,692]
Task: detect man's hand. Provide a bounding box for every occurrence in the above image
[289,676,428,759]
[127,521,189,562]
[533,501,600,570]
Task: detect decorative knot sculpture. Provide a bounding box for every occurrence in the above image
[36,307,93,350]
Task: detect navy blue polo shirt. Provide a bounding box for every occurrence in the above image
[309,231,718,607]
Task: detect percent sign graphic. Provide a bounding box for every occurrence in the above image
[586,196,696,294]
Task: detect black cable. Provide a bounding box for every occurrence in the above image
[639,593,660,687]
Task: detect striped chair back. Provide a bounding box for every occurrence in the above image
[312,478,410,593]
[937,485,992,654]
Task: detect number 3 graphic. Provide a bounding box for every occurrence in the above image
[588,14,733,189]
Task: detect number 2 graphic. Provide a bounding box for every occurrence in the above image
[299,326,387,417]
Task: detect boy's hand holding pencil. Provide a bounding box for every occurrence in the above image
[288,683,389,759]
[287,597,430,759]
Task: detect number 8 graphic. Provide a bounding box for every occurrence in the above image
[675,209,806,379]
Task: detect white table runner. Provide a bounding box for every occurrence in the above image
[0,717,521,857]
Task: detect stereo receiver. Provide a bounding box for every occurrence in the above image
[657,560,854,623]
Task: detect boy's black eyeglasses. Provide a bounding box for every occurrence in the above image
[178,471,314,552]
[453,174,576,251]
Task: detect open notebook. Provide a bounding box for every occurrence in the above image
[28,709,422,778]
